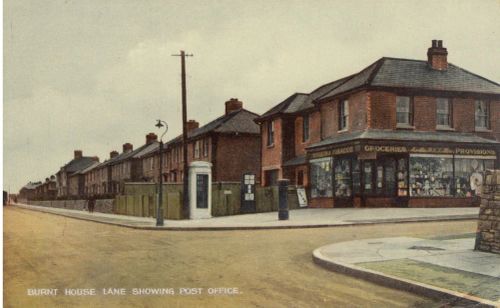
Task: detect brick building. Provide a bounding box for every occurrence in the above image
[18,181,42,202]
[142,98,261,184]
[258,40,500,208]
[56,150,99,198]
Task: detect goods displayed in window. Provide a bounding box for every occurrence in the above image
[397,158,408,196]
[352,159,361,194]
[335,158,352,197]
[410,156,453,197]
[310,158,333,198]
[455,158,494,197]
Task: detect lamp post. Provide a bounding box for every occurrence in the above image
[155,120,168,226]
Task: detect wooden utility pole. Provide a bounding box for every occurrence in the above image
[172,50,193,219]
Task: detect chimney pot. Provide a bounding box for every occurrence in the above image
[187,120,199,132]
[427,39,448,70]
[146,133,158,144]
[92,156,99,162]
[110,151,119,158]
[432,39,437,47]
[225,98,243,115]
[437,40,443,48]
[122,143,133,153]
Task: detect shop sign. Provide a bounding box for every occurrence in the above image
[363,145,496,156]
[310,146,354,159]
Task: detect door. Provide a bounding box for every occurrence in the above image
[334,157,354,207]
[196,174,208,208]
[241,173,256,213]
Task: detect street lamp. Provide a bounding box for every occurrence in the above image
[155,119,168,226]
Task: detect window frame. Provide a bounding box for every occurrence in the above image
[396,96,413,127]
[194,140,200,159]
[475,100,490,130]
[267,120,275,146]
[203,138,209,157]
[436,97,452,128]
[338,100,349,131]
[302,114,310,142]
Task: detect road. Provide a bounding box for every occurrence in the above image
[3,206,477,307]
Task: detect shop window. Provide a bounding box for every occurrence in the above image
[338,100,349,131]
[376,165,384,194]
[363,162,373,193]
[267,120,275,146]
[436,98,451,127]
[384,158,396,195]
[475,100,490,129]
[410,156,453,197]
[335,158,352,197]
[310,158,333,198]
[396,96,413,126]
[397,158,408,196]
[352,159,361,194]
[302,114,310,142]
[454,158,494,197]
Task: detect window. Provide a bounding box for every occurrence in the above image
[339,100,349,130]
[203,138,209,157]
[436,98,451,127]
[267,120,275,146]
[335,158,352,197]
[310,158,333,198]
[475,100,489,129]
[302,114,310,142]
[194,140,200,159]
[396,96,412,125]
[410,155,454,197]
[454,158,494,197]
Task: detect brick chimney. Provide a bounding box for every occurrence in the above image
[225,98,243,115]
[74,150,83,159]
[92,156,99,162]
[187,120,199,132]
[110,151,119,158]
[146,133,158,144]
[122,143,133,153]
[427,39,448,70]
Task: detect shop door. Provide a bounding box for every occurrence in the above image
[334,157,354,207]
[240,173,256,213]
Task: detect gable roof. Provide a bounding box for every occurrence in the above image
[62,157,98,174]
[75,161,101,175]
[319,57,500,100]
[166,108,260,147]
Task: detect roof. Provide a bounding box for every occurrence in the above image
[62,157,99,174]
[283,155,307,167]
[166,108,260,146]
[308,129,500,150]
[75,161,101,175]
[320,57,500,100]
[21,182,43,190]
[256,76,352,121]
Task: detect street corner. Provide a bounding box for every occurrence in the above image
[312,236,500,307]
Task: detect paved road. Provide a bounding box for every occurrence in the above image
[3,207,477,307]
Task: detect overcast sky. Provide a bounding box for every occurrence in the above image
[3,0,500,192]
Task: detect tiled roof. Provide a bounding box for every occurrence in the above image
[166,108,260,146]
[308,129,499,150]
[283,155,307,167]
[320,57,500,100]
[74,161,100,175]
[22,182,43,190]
[63,157,99,173]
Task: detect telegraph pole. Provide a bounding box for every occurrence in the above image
[172,50,193,219]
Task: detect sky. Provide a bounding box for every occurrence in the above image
[3,0,500,192]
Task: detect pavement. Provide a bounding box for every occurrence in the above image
[313,236,500,307]
[13,202,478,230]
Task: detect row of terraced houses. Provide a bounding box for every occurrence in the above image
[20,41,500,208]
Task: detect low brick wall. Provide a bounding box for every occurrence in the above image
[27,199,115,214]
[475,170,500,254]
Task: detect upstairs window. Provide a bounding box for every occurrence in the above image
[302,114,310,142]
[339,100,349,131]
[194,140,200,159]
[267,120,275,146]
[475,100,490,129]
[396,96,412,126]
[436,98,452,127]
[203,138,209,157]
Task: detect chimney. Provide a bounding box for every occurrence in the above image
[122,143,133,153]
[110,151,119,158]
[225,98,243,115]
[92,156,99,162]
[146,133,158,144]
[427,39,448,70]
[74,150,83,159]
[187,120,199,132]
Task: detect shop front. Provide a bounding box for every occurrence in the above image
[307,139,498,208]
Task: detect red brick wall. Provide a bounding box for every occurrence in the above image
[414,96,436,131]
[349,91,368,132]
[294,110,321,156]
[409,198,478,208]
[215,134,261,182]
[261,118,283,184]
[491,100,500,141]
[369,91,396,129]
[320,100,338,139]
[309,197,333,208]
[453,98,475,132]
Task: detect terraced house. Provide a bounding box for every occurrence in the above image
[257,40,500,208]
